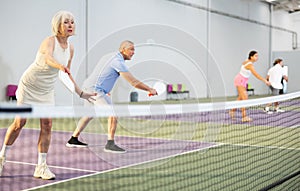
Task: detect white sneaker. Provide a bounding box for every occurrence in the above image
[33,163,55,180]
[0,156,5,176]
[263,107,273,114]
[275,108,285,113]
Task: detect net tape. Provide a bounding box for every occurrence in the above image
[1,91,300,119]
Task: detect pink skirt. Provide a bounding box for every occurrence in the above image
[234,74,248,88]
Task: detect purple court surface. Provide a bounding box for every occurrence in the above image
[0,128,215,191]
[1,108,299,190]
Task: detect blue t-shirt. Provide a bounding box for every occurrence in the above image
[83,52,129,94]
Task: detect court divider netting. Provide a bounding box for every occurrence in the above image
[0,91,300,191]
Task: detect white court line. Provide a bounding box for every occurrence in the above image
[21,140,300,191]
[7,129,298,190]
[216,141,300,151]
[24,142,223,191]
[6,160,98,173]
[287,125,299,129]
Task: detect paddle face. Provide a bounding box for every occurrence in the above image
[149,81,165,96]
[59,70,75,93]
[154,81,166,95]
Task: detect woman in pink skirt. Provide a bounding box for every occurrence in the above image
[230,50,270,122]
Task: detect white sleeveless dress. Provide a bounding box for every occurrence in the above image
[16,37,70,105]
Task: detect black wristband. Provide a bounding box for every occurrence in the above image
[80,91,83,98]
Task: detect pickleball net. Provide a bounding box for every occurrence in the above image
[0,91,300,191]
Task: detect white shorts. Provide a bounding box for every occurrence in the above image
[84,91,112,106]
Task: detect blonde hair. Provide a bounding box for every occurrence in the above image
[119,40,134,51]
[51,10,75,35]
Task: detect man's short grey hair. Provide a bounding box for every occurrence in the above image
[119,40,134,51]
[51,10,74,36]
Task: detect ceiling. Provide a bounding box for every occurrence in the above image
[264,0,300,13]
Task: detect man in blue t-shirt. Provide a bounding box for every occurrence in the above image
[66,40,157,153]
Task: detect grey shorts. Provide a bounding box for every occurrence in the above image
[270,86,280,96]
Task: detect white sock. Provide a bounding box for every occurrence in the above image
[37,153,47,165]
[0,145,11,158]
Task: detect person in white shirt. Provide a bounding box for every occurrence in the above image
[264,58,288,113]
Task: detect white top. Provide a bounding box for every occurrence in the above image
[16,37,70,105]
[239,62,252,78]
[267,64,285,89]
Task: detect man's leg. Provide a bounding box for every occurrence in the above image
[104,116,126,153]
[264,86,275,114]
[108,116,117,140]
[66,117,92,148]
[102,95,126,153]
[66,95,95,148]
[273,88,284,112]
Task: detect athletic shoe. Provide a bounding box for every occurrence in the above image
[66,136,88,148]
[242,116,253,122]
[0,156,5,176]
[33,163,55,180]
[263,107,273,114]
[275,108,285,113]
[104,141,126,153]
